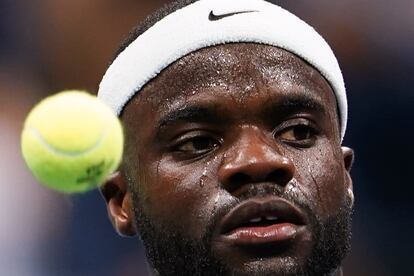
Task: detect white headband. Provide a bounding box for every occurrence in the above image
[98,0,347,140]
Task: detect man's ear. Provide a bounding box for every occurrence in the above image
[100,171,137,237]
[342,146,354,172]
[341,146,355,206]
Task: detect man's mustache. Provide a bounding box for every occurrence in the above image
[206,182,316,239]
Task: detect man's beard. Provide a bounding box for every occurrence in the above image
[131,186,353,276]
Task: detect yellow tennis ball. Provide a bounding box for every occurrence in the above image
[21,90,123,193]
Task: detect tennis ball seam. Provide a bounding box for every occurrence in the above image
[27,126,107,157]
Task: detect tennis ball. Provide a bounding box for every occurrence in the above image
[21,90,123,193]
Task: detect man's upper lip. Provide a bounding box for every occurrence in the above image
[219,197,307,235]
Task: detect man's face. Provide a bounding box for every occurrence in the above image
[120,44,353,275]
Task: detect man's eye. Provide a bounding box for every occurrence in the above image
[279,124,317,146]
[175,136,219,155]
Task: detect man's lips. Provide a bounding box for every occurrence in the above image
[218,197,307,246]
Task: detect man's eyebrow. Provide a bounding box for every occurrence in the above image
[155,95,329,133]
[156,105,224,129]
[263,95,328,116]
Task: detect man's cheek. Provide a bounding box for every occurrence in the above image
[141,160,214,238]
[291,145,347,217]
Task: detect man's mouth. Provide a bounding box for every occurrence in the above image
[218,197,307,246]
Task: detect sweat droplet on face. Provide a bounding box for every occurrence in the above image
[214,194,219,205]
[199,166,208,187]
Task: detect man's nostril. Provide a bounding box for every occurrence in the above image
[228,169,292,187]
[229,172,251,186]
[268,169,292,186]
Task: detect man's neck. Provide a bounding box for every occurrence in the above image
[332,267,344,276]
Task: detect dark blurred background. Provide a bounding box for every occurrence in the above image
[1,0,413,275]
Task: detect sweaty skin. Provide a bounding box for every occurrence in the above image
[103,43,354,276]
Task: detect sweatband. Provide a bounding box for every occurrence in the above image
[98,0,348,140]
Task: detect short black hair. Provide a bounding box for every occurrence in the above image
[111,0,200,64]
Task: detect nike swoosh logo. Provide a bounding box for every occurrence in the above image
[208,10,258,21]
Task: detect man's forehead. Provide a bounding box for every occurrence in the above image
[175,43,302,69]
[134,43,334,110]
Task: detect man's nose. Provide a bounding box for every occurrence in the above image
[218,129,295,193]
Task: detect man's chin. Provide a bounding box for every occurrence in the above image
[210,227,315,276]
[210,256,307,276]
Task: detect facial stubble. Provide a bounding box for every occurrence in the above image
[129,183,353,276]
